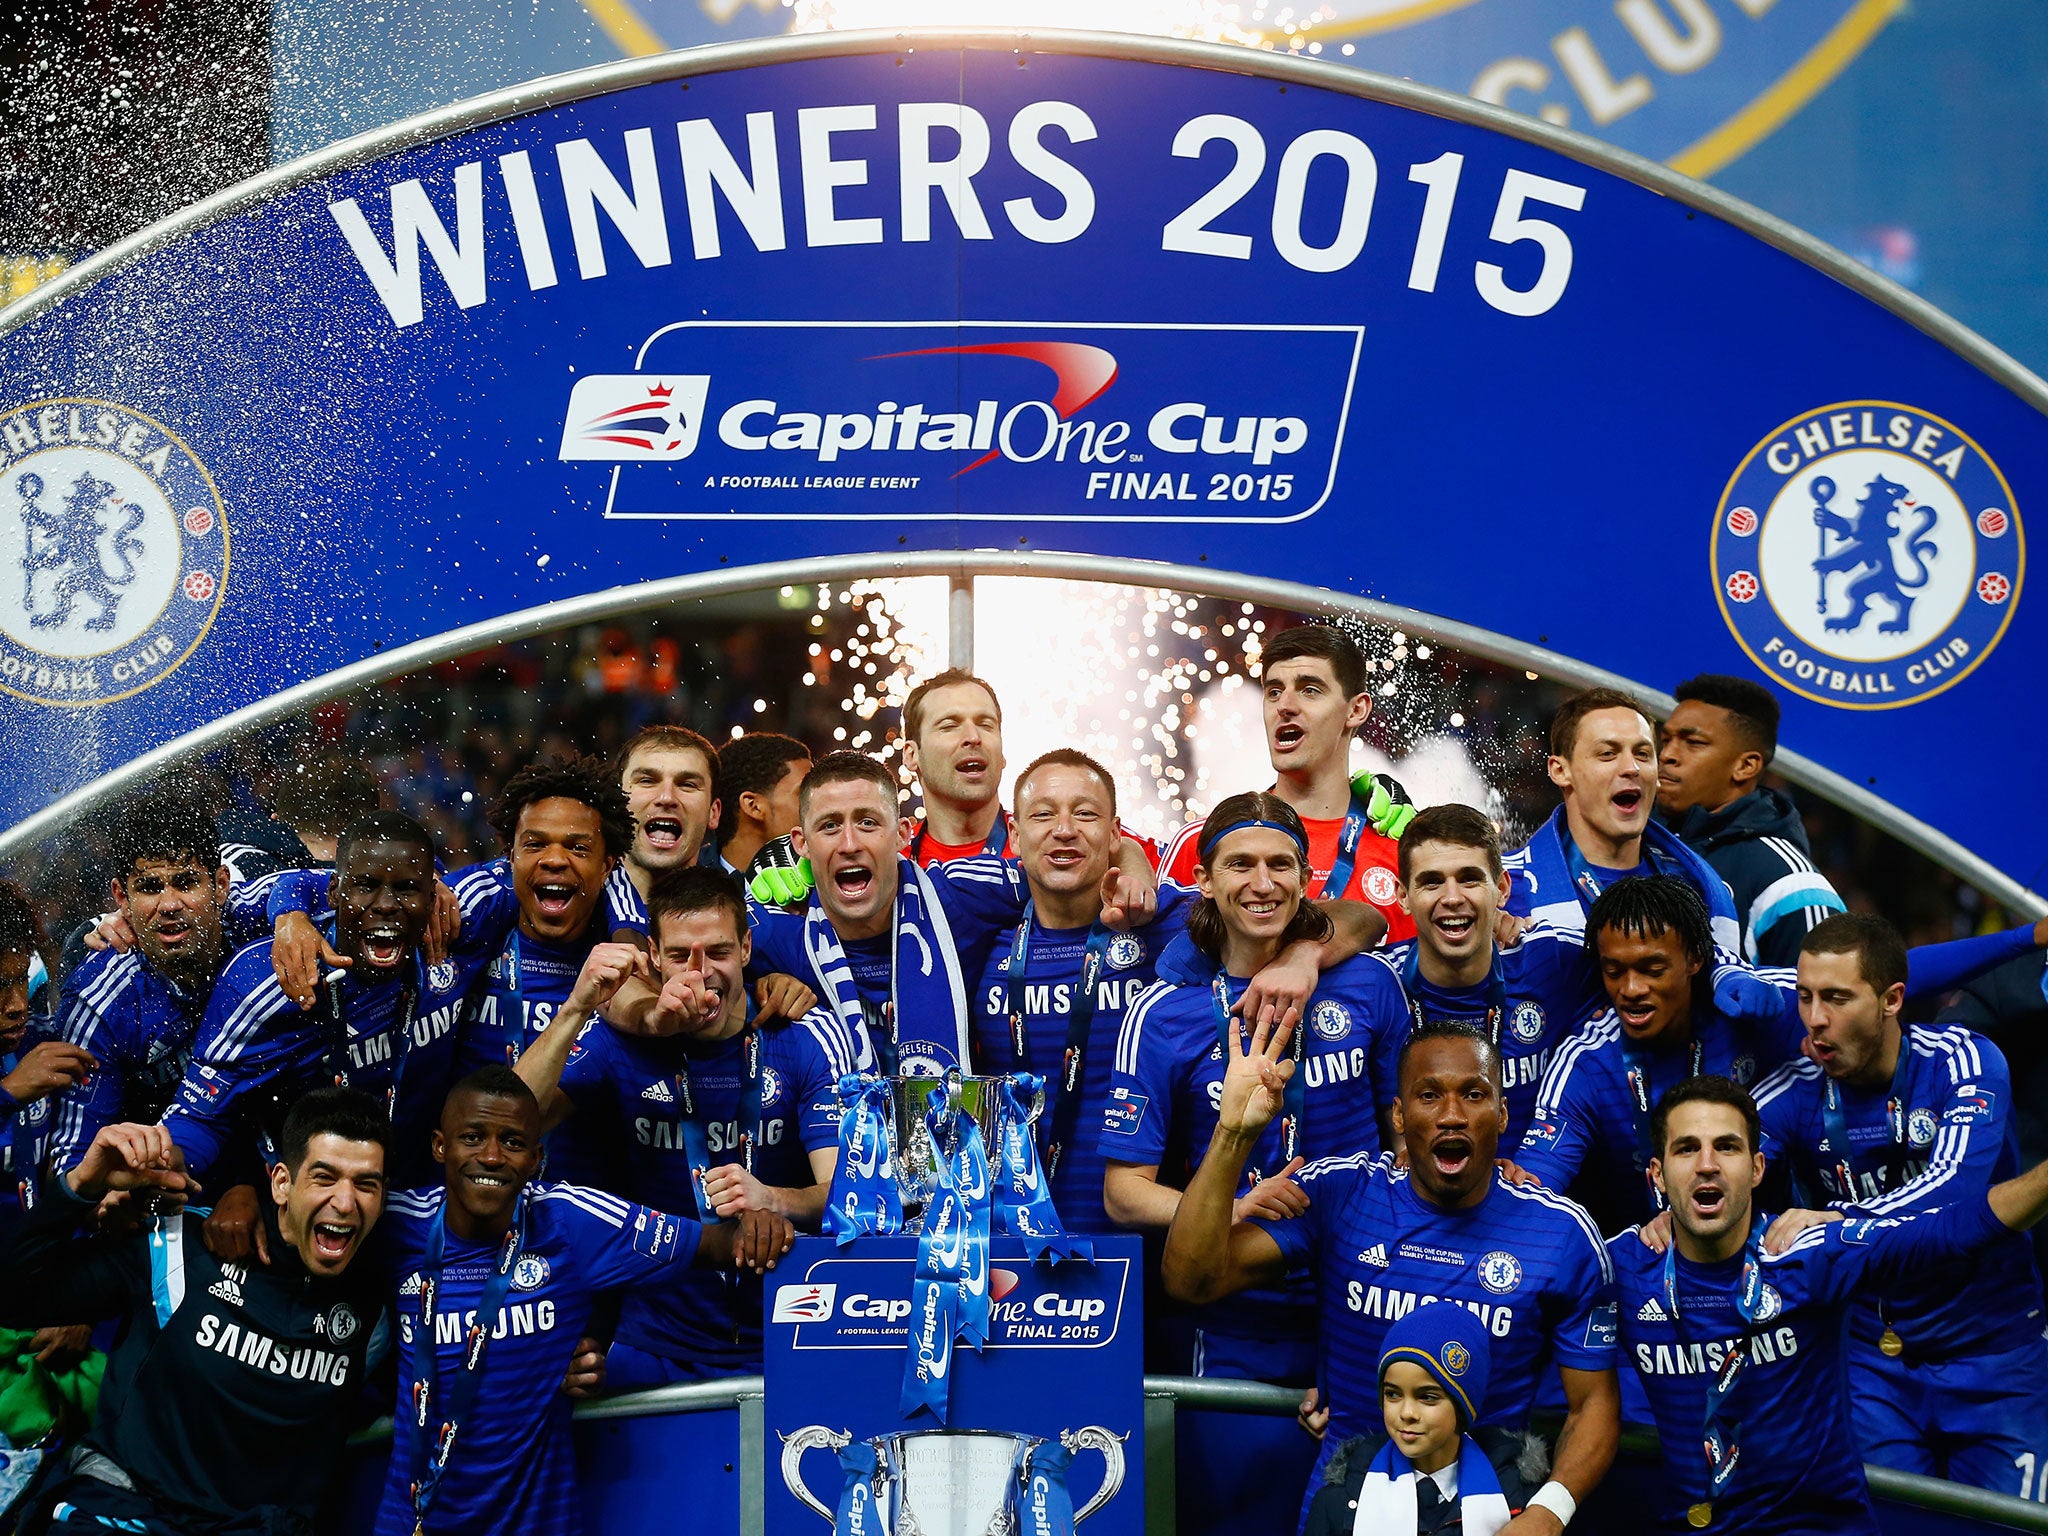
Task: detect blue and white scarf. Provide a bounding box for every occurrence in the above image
[1511,805,1742,961]
[804,857,971,1075]
[1353,1435,1510,1536]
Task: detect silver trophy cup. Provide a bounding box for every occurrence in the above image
[781,1425,1126,1536]
[890,1071,1035,1222]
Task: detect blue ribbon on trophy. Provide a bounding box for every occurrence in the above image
[823,1074,903,1247]
[902,1074,992,1419]
[1025,1440,1079,1536]
[832,1440,881,1536]
[989,1073,1092,1265]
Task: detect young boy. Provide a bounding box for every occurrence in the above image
[1307,1301,1514,1536]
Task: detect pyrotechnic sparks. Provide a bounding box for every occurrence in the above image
[804,576,1501,839]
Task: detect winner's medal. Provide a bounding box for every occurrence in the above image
[1687,1501,1713,1528]
[1879,1328,1905,1357]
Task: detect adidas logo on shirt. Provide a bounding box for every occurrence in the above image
[1357,1244,1390,1269]
[642,1081,675,1105]
[209,1276,244,1307]
[1637,1297,1669,1322]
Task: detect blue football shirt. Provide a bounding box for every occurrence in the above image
[374,1182,702,1536]
[970,883,1194,1234]
[1754,1024,2045,1361]
[1612,1195,2008,1535]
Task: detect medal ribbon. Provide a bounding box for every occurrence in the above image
[1002,907,1113,1184]
[1818,1037,1916,1202]
[1623,1035,1704,1210]
[1565,835,1680,911]
[322,957,418,1121]
[671,1003,765,1225]
[1662,1216,1767,1522]
[1211,972,1304,1183]
[1398,944,1507,1046]
[1818,1037,1916,1353]
[409,1189,529,1529]
[910,812,1011,863]
[989,1072,1091,1264]
[492,932,525,1066]
[824,1074,903,1245]
[1319,791,1371,901]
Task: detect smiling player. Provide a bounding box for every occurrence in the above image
[0,1091,392,1535]
[1162,625,1412,943]
[164,812,487,1188]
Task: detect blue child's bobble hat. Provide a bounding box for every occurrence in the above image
[1377,1300,1493,1429]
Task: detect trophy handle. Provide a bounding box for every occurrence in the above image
[1061,1426,1128,1525]
[778,1425,854,1523]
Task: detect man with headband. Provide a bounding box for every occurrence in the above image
[987,761,1381,1234]
[1107,793,1407,1389]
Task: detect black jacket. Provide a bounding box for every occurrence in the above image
[0,1175,386,1534]
[1667,789,1843,968]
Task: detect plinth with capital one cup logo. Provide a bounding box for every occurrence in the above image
[766,1237,1143,1536]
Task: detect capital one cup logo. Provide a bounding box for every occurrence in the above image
[1713,402,2023,709]
[0,400,228,706]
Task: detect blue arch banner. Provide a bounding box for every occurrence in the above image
[0,33,2038,899]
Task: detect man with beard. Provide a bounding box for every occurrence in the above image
[1750,912,2048,1494]
[1655,675,1843,968]
[164,812,484,1192]
[373,1068,792,1536]
[1614,1077,2048,1535]
[1162,1019,1620,1533]
[513,868,864,1383]
[603,725,727,935]
[1517,877,2041,1232]
[48,793,233,1176]
[1161,625,1414,942]
[1380,806,1603,1149]
[748,752,1155,1080]
[0,1092,393,1536]
[901,670,1013,863]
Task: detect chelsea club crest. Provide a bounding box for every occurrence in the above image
[0,399,228,706]
[1712,402,2021,710]
[1106,934,1145,971]
[1310,1000,1352,1041]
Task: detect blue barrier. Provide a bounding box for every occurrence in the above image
[339,1374,2048,1532]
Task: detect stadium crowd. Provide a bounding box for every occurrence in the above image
[0,619,2045,1536]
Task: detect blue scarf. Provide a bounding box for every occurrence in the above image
[1354,1434,1510,1536]
[803,857,971,1076]
[1515,806,1741,959]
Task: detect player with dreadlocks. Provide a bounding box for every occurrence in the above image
[1515,875,2041,1235]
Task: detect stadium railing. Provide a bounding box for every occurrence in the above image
[347,1375,2048,1533]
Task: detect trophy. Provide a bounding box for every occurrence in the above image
[891,1073,1015,1220]
[781,1425,1127,1536]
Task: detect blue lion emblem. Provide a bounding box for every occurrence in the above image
[16,469,146,633]
[1811,472,1938,635]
